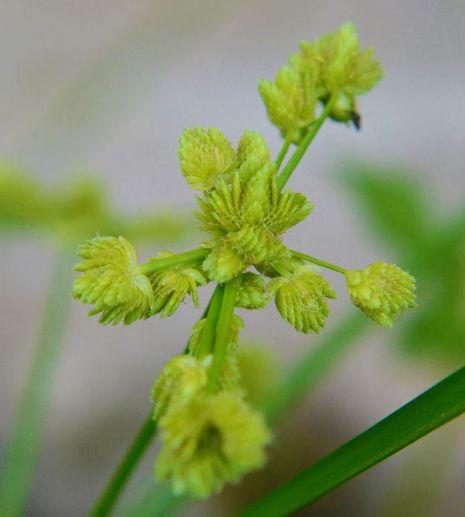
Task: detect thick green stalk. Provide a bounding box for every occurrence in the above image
[139,247,208,275]
[242,365,465,517]
[194,285,224,357]
[90,415,158,517]
[0,250,74,516]
[277,99,334,189]
[207,281,238,392]
[291,249,347,274]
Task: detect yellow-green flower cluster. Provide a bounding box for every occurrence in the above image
[182,129,312,282]
[147,251,207,317]
[260,22,383,138]
[151,315,271,499]
[73,236,154,325]
[269,264,336,333]
[73,238,206,325]
[345,262,416,326]
[155,391,271,499]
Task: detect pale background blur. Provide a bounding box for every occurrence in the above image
[1,1,465,515]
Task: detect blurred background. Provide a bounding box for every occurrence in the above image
[1,1,464,515]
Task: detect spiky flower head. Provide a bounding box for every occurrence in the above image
[259,53,318,143]
[300,23,382,125]
[73,235,154,325]
[198,164,313,282]
[151,354,208,420]
[146,252,207,317]
[155,391,271,499]
[345,262,416,327]
[179,128,237,191]
[236,272,268,310]
[269,265,336,333]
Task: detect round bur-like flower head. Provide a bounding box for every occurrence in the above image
[73,235,154,325]
[151,355,208,420]
[155,391,271,499]
[147,252,207,317]
[269,265,336,333]
[345,262,416,327]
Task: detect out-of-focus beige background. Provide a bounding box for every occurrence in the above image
[1,1,464,515]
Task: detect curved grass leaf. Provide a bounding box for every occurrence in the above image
[241,365,465,517]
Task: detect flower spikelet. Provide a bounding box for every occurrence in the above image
[179,128,236,191]
[155,391,271,499]
[147,252,207,317]
[269,265,336,333]
[236,130,271,182]
[73,235,154,325]
[198,165,312,282]
[236,272,268,310]
[259,55,318,143]
[151,355,208,420]
[345,262,416,327]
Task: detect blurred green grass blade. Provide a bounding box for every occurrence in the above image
[338,162,432,250]
[263,313,368,423]
[241,365,465,517]
[0,250,74,516]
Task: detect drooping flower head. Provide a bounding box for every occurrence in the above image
[269,264,336,333]
[73,235,154,325]
[155,391,271,499]
[345,262,416,326]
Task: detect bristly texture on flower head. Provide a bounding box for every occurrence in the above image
[345,262,416,327]
[190,130,312,282]
[260,22,383,136]
[151,354,208,420]
[236,272,268,310]
[146,251,207,317]
[155,391,271,499]
[73,235,154,325]
[269,264,336,333]
[179,128,237,191]
[258,54,318,143]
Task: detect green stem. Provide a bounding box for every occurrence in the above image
[89,289,220,515]
[242,365,465,517]
[194,285,224,357]
[274,137,292,169]
[139,247,208,275]
[90,415,158,517]
[277,98,335,189]
[207,281,239,393]
[0,250,74,517]
[291,250,347,274]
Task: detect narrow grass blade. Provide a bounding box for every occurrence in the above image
[241,365,465,517]
[0,250,74,516]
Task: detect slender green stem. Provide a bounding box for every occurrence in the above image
[277,98,335,189]
[291,249,347,274]
[89,288,221,515]
[194,285,224,357]
[90,415,158,517]
[0,250,74,517]
[274,137,292,169]
[139,247,208,275]
[242,365,465,517]
[207,281,239,393]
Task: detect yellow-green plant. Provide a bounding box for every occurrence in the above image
[73,23,416,512]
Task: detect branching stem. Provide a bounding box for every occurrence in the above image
[291,250,347,274]
[277,98,335,189]
[139,247,208,275]
[275,137,292,169]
